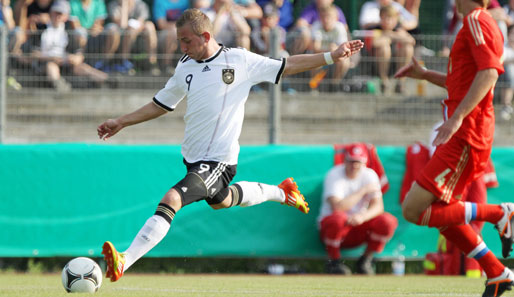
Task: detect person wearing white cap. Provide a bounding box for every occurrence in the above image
[33,0,110,91]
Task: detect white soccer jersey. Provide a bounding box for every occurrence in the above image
[153,45,285,165]
[317,164,381,226]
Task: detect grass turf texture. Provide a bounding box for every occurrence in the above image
[0,273,499,297]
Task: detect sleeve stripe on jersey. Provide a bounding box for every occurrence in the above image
[274,58,286,84]
[467,10,485,46]
[153,97,174,111]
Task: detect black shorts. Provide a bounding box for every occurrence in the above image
[172,159,237,207]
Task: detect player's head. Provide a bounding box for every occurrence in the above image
[176,8,214,60]
[344,143,368,177]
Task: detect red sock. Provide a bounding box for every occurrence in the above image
[418,202,504,227]
[441,225,504,278]
[418,201,465,227]
[475,204,504,224]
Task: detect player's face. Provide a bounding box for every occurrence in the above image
[177,23,208,60]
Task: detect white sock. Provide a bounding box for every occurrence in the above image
[237,181,285,207]
[122,215,170,271]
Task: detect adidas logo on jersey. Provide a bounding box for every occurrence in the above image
[202,65,211,72]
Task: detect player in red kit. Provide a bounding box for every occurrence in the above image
[395,0,514,296]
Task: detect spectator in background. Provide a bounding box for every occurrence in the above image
[31,0,110,91]
[14,0,52,31]
[205,0,251,49]
[370,4,415,94]
[287,0,348,55]
[311,4,350,90]
[318,143,398,275]
[69,0,119,72]
[256,0,294,30]
[251,3,287,56]
[107,0,160,76]
[153,0,189,74]
[359,0,417,31]
[13,0,53,54]
[394,0,420,21]
[1,0,23,54]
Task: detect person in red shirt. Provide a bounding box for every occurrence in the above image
[395,0,514,296]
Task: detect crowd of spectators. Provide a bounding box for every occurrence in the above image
[0,0,512,114]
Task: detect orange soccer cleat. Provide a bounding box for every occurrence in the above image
[102,241,125,282]
[278,178,309,214]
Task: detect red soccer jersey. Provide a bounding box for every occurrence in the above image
[444,7,504,150]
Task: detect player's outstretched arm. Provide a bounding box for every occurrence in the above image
[97,102,167,140]
[394,57,447,88]
[282,40,364,76]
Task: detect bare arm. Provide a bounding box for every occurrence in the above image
[97,102,167,140]
[432,68,498,146]
[328,182,380,212]
[348,195,384,226]
[394,56,447,88]
[283,39,363,76]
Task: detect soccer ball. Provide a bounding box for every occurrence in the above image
[61,257,103,293]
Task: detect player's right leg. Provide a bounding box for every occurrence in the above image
[102,188,181,282]
[102,241,125,282]
[482,268,514,297]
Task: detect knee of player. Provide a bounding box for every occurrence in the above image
[401,201,419,224]
[160,190,183,211]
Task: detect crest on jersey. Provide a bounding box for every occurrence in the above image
[222,69,234,84]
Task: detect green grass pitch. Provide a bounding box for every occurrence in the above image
[0,273,501,297]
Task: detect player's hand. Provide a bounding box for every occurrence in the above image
[394,56,426,79]
[333,40,364,60]
[432,117,462,146]
[97,119,123,140]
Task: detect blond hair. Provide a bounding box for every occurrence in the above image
[380,5,398,18]
[176,8,213,35]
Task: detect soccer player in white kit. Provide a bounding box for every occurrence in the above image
[97,8,363,282]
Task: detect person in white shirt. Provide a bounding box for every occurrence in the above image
[311,4,350,90]
[96,8,364,282]
[33,0,109,91]
[318,143,398,274]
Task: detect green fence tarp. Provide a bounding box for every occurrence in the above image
[1,144,513,259]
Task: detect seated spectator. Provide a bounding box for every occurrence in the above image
[69,0,119,72]
[153,0,189,74]
[256,0,294,30]
[233,0,263,51]
[1,0,23,53]
[394,0,420,20]
[370,4,415,94]
[13,0,53,54]
[107,0,160,75]
[311,4,350,89]
[287,0,348,55]
[205,0,251,49]
[359,0,417,31]
[251,3,287,56]
[318,143,398,275]
[31,0,110,91]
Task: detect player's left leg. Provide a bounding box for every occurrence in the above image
[209,178,309,214]
[440,225,514,297]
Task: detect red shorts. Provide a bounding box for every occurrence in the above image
[416,137,491,204]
